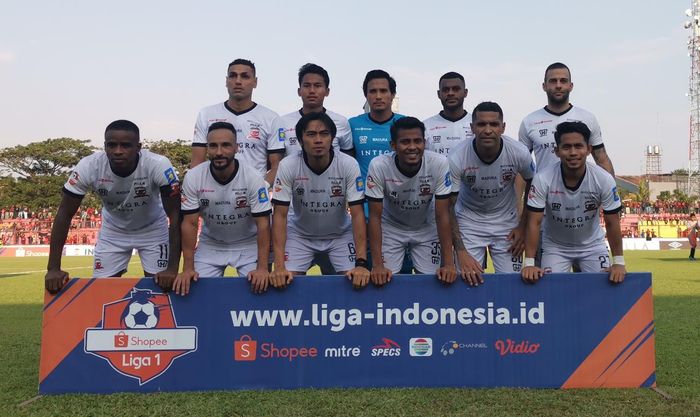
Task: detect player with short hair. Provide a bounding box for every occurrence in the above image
[423,71,474,155]
[366,117,456,285]
[190,58,282,185]
[270,112,370,289]
[519,62,614,175]
[686,212,698,261]
[448,102,535,285]
[271,63,353,157]
[45,120,182,293]
[173,122,272,296]
[521,121,625,283]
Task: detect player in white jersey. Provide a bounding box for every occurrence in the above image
[423,72,474,155]
[522,121,625,284]
[173,122,272,296]
[190,59,282,185]
[366,117,457,285]
[448,102,535,285]
[45,120,181,293]
[518,62,614,175]
[270,112,370,289]
[271,63,353,157]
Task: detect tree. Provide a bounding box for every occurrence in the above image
[0,138,95,178]
[671,168,689,176]
[657,191,672,202]
[142,139,190,178]
[638,179,650,204]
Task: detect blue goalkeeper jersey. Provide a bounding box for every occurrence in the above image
[349,112,404,180]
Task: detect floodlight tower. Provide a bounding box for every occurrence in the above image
[645,145,662,178]
[685,3,700,196]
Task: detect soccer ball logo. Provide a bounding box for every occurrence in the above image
[120,289,160,329]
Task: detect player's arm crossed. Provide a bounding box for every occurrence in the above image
[45,192,84,294]
[153,184,182,291]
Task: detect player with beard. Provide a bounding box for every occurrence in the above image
[271,112,370,289]
[423,72,474,155]
[173,122,272,295]
[522,121,625,283]
[366,117,456,285]
[45,120,181,293]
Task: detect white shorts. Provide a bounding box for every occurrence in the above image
[285,228,356,273]
[194,239,258,277]
[381,222,440,274]
[457,224,522,273]
[541,243,610,273]
[93,226,169,278]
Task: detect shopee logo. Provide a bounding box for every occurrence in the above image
[234,335,257,361]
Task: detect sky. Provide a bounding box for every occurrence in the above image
[0,0,694,175]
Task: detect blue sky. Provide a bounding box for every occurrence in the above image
[0,1,692,174]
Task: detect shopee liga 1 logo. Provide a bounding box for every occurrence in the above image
[84,288,197,385]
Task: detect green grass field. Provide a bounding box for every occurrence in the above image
[1,251,698,417]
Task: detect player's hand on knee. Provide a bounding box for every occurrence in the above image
[437,265,457,284]
[457,251,484,286]
[154,269,177,292]
[45,269,69,294]
[370,264,392,287]
[605,264,626,284]
[347,267,370,289]
[247,268,269,294]
[507,227,525,257]
[521,266,543,283]
[173,270,198,296]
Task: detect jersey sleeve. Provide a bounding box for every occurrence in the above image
[336,117,354,151]
[248,171,273,216]
[587,115,604,149]
[344,157,365,205]
[180,170,200,214]
[433,155,452,198]
[518,120,533,152]
[516,147,536,181]
[365,159,384,201]
[63,157,93,197]
[600,172,622,214]
[271,159,293,205]
[192,109,208,147]
[267,114,286,153]
[448,152,462,194]
[153,156,180,188]
[526,172,547,212]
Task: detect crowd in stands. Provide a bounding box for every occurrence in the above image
[0,206,100,246]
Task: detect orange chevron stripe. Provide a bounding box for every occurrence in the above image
[562,288,656,388]
[39,278,140,383]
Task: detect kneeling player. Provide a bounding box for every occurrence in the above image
[173,122,272,295]
[522,121,626,283]
[271,112,370,288]
[366,117,456,285]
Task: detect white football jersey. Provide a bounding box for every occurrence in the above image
[64,150,177,233]
[365,151,451,230]
[527,162,621,249]
[271,109,353,157]
[181,160,272,246]
[272,151,365,238]
[192,102,282,174]
[423,111,473,155]
[518,105,603,172]
[449,137,535,233]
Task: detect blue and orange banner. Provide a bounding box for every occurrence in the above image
[39,273,655,394]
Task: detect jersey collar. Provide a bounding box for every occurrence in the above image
[298,107,327,117]
[302,149,335,176]
[472,137,503,165]
[209,159,239,185]
[560,163,586,192]
[110,153,140,178]
[439,110,469,123]
[543,104,573,117]
[224,101,257,116]
[368,113,396,125]
[394,154,422,178]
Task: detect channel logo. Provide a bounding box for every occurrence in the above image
[440,340,488,356]
[371,338,401,357]
[409,338,432,357]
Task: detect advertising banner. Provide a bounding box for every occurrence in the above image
[39,273,655,394]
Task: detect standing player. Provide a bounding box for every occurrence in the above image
[271,63,353,156]
[423,72,474,155]
[519,62,614,175]
[190,59,282,185]
[44,120,181,293]
[349,69,404,180]
[366,117,456,285]
[521,121,625,283]
[687,213,698,261]
[448,102,535,285]
[173,122,272,296]
[270,112,370,289]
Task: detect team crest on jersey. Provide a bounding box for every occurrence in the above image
[539,129,548,137]
[68,171,79,186]
[355,177,365,192]
[366,175,375,190]
[236,196,248,208]
[528,185,537,200]
[248,128,260,140]
[257,188,269,203]
[164,168,178,185]
[501,167,515,184]
[419,183,432,196]
[584,199,597,212]
[134,186,149,198]
[330,180,344,197]
[84,288,198,385]
[95,259,104,270]
[200,198,210,207]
